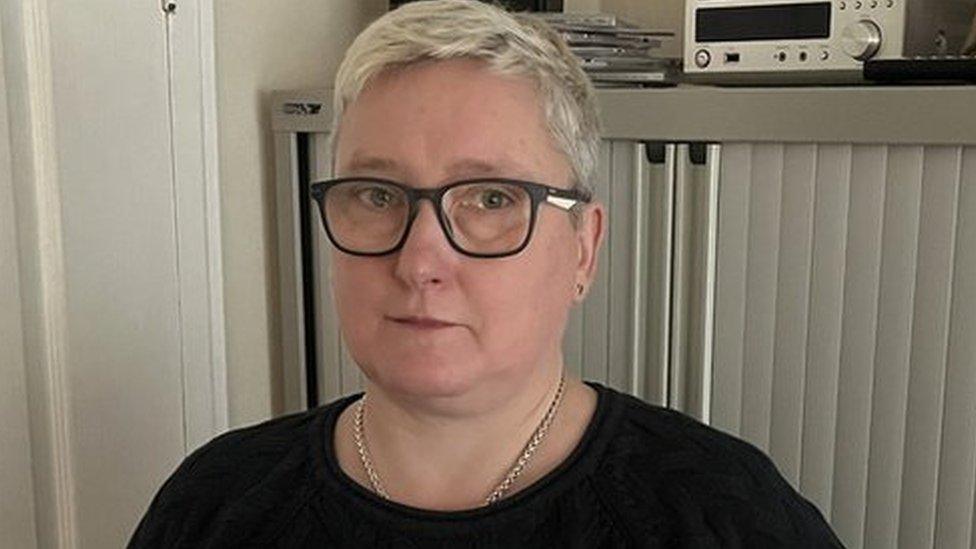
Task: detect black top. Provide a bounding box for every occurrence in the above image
[129,382,843,548]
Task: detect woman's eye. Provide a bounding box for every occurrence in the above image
[358,186,395,208]
[478,189,514,209]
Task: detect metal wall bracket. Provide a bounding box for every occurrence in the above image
[644,141,668,164]
[689,142,711,165]
[648,141,716,165]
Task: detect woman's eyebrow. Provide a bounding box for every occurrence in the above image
[343,153,399,174]
[343,154,538,181]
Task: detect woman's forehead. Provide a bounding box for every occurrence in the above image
[335,60,570,184]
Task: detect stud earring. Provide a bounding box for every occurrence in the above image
[576,283,585,296]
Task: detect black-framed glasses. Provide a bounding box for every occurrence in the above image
[310,177,591,258]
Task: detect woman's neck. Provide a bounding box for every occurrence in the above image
[333,370,597,511]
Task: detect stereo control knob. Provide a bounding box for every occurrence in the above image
[840,19,882,60]
[694,49,711,68]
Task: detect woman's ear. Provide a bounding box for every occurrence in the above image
[573,202,605,301]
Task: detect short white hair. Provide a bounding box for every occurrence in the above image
[330,0,601,194]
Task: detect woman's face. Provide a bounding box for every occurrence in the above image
[331,58,603,401]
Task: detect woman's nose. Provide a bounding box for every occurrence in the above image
[393,201,456,289]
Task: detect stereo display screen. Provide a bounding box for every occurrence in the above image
[696,2,831,42]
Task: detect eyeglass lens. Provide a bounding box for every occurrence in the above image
[322,180,533,255]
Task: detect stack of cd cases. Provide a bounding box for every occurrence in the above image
[537,13,680,87]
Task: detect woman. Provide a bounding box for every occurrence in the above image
[130,1,842,546]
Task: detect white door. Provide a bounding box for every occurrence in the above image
[1,1,225,546]
[1,22,38,546]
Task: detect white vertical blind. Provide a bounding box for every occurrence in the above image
[580,141,613,384]
[712,143,976,549]
[767,144,817,487]
[898,146,962,549]
[830,145,887,548]
[565,141,652,395]
[712,144,751,437]
[934,147,976,549]
[608,143,640,390]
[863,146,925,548]
[800,144,850,516]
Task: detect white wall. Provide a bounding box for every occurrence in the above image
[214,0,386,427]
[564,0,684,57]
[565,0,683,29]
[564,0,602,12]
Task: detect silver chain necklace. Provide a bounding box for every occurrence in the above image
[352,375,566,507]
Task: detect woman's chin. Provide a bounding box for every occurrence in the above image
[364,358,482,400]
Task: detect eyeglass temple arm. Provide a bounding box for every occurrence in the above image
[545,187,591,211]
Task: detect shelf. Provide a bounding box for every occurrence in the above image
[272,85,976,145]
[597,85,976,145]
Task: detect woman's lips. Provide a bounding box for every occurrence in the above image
[388,316,459,329]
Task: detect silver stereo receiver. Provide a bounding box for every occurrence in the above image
[684,0,976,82]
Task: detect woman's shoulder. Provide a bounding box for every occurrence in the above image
[604,388,765,463]
[592,386,843,546]
[173,401,335,485]
[128,396,355,546]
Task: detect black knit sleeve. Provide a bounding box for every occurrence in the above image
[127,438,226,548]
[591,397,845,548]
[127,409,319,548]
[710,436,845,547]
